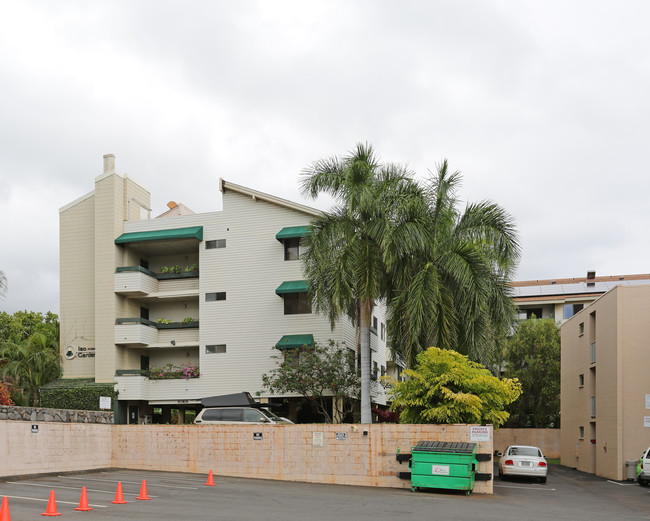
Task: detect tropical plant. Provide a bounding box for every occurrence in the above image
[259,341,360,423]
[147,362,199,380]
[387,161,520,367]
[0,332,62,406]
[182,316,195,324]
[0,310,59,344]
[503,317,561,428]
[301,143,427,423]
[387,347,521,426]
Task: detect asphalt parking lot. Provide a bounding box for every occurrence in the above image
[1,464,648,521]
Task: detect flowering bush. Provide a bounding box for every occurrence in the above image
[147,362,200,380]
[0,381,14,405]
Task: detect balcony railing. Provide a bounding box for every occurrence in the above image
[114,373,202,402]
[114,266,199,298]
[115,318,199,346]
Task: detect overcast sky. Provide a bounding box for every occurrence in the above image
[1,1,649,315]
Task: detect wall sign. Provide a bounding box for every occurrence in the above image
[470,426,490,441]
[335,432,347,441]
[99,396,112,410]
[312,432,324,447]
[644,416,650,428]
[31,425,39,434]
[253,432,263,440]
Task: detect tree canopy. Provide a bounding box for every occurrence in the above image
[388,347,521,427]
[259,341,360,423]
[503,317,561,428]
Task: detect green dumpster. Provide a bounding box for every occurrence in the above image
[409,441,478,493]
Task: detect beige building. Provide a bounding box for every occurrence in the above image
[560,284,650,480]
[512,271,650,324]
[59,154,388,424]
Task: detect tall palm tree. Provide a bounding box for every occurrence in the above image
[0,332,61,406]
[388,161,520,367]
[301,143,427,423]
[0,270,6,301]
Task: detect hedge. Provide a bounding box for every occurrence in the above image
[40,380,118,411]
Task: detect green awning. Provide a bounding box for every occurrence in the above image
[275,280,310,295]
[275,226,312,241]
[115,226,203,244]
[275,334,314,350]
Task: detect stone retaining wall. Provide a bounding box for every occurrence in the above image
[0,405,114,424]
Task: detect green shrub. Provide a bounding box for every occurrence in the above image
[40,384,118,411]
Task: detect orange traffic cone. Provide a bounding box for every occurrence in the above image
[205,469,216,486]
[41,490,62,516]
[136,480,151,501]
[111,482,127,504]
[1,496,11,521]
[74,486,93,511]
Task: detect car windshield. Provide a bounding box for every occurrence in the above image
[509,447,541,457]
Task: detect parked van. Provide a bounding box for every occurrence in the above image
[194,406,292,424]
[193,392,293,425]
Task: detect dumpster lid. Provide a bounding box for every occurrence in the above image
[412,441,477,454]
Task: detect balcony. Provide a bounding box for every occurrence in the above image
[115,318,199,347]
[114,372,202,402]
[114,266,199,300]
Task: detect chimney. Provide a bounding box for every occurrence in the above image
[587,270,596,287]
[103,153,115,174]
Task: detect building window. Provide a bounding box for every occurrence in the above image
[206,239,226,249]
[206,344,226,354]
[284,238,300,261]
[579,426,584,439]
[579,374,584,387]
[579,322,584,335]
[140,307,149,320]
[590,342,596,364]
[525,308,543,319]
[380,322,386,341]
[381,365,386,377]
[563,303,584,320]
[590,396,596,418]
[371,316,378,334]
[206,292,226,301]
[283,293,312,314]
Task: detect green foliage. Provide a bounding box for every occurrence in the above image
[40,383,118,411]
[0,330,61,406]
[503,318,560,428]
[147,362,199,380]
[156,318,173,324]
[182,316,195,324]
[260,341,360,423]
[388,347,521,427]
[0,310,59,345]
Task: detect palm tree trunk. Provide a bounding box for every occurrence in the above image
[360,300,372,424]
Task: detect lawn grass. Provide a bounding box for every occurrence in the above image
[547,458,561,465]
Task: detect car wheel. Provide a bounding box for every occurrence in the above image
[638,477,648,487]
[540,477,547,484]
[498,467,503,478]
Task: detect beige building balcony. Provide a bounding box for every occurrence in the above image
[114,266,199,300]
[114,373,202,402]
[115,318,199,347]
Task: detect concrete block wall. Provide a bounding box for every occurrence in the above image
[494,429,560,458]
[1,421,493,493]
[111,423,494,493]
[0,421,112,478]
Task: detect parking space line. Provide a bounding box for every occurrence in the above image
[6,482,158,497]
[494,484,556,491]
[59,476,201,489]
[606,480,636,486]
[0,495,108,507]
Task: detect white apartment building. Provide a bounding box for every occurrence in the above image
[59,154,387,424]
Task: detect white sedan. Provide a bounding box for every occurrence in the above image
[498,445,548,483]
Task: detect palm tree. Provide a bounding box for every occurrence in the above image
[0,270,6,301]
[0,332,61,406]
[388,161,520,367]
[301,143,427,423]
